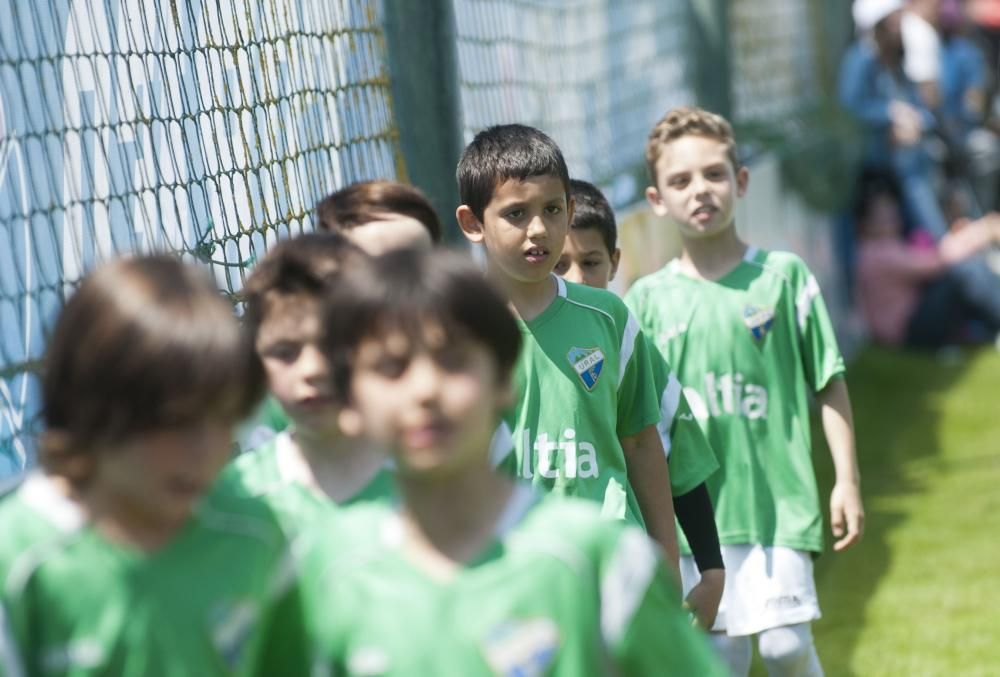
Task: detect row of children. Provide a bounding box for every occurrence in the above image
[0,106,864,676]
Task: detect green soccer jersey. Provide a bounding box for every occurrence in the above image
[500,276,661,527]
[625,248,846,553]
[0,473,310,676]
[309,487,725,676]
[235,396,290,454]
[213,431,395,535]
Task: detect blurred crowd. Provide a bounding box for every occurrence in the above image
[840,0,1000,349]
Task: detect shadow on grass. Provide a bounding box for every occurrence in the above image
[808,347,969,676]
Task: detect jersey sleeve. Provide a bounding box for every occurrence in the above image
[598,526,726,675]
[615,314,662,440]
[792,263,846,392]
[647,346,719,495]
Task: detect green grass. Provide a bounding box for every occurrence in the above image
[749,347,1000,676]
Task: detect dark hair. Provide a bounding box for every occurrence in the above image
[569,179,617,254]
[852,169,903,225]
[323,249,521,397]
[241,232,366,337]
[41,254,264,477]
[456,124,571,220]
[315,180,443,243]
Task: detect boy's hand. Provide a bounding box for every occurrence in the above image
[830,481,864,551]
[683,568,724,630]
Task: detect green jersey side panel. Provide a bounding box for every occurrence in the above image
[626,248,845,552]
[505,277,661,526]
[0,473,310,676]
[649,348,720,496]
[311,491,724,676]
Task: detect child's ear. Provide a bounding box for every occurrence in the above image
[336,407,365,438]
[736,166,750,197]
[566,195,576,224]
[608,248,622,281]
[456,205,484,243]
[645,186,668,217]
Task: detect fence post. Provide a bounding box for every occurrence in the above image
[688,0,732,119]
[382,0,466,241]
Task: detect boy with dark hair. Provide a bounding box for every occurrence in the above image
[626,106,864,676]
[316,180,442,255]
[311,248,724,675]
[454,124,680,566]
[0,254,308,674]
[553,178,622,287]
[217,232,394,528]
[555,178,726,628]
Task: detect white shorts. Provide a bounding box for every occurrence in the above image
[680,545,821,637]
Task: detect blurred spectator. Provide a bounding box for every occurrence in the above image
[966,0,1000,116]
[855,171,1000,348]
[903,0,943,108]
[939,0,1000,211]
[841,0,950,239]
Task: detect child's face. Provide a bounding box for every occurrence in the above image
[553,228,620,289]
[646,135,748,240]
[90,419,234,531]
[343,325,511,478]
[256,296,339,433]
[862,193,904,239]
[344,213,433,256]
[460,175,572,285]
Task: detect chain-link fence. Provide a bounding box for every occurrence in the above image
[0,0,853,472]
[0,0,399,469]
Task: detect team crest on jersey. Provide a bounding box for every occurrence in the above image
[567,346,605,391]
[482,617,560,676]
[743,305,775,341]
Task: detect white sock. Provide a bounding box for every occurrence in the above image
[709,632,752,677]
[757,623,823,677]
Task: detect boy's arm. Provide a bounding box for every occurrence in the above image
[817,378,864,552]
[673,483,724,629]
[621,424,680,575]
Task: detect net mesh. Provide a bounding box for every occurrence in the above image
[0,0,399,467]
[454,0,693,206]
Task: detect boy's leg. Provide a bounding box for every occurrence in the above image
[709,633,752,677]
[757,623,824,677]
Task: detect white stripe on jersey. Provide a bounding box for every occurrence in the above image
[488,421,514,468]
[618,313,640,388]
[796,275,821,330]
[657,373,683,458]
[21,473,85,532]
[600,528,658,647]
[0,604,25,677]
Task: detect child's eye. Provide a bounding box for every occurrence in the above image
[504,209,524,220]
[544,205,562,215]
[434,348,470,373]
[553,258,570,275]
[583,260,602,268]
[669,177,688,188]
[373,356,408,379]
[262,341,301,363]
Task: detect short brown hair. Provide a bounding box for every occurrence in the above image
[41,254,264,476]
[645,106,740,184]
[240,232,366,338]
[315,181,443,243]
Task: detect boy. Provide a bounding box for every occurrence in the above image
[311,248,724,674]
[455,124,679,564]
[217,233,394,529]
[626,106,864,676]
[316,180,443,255]
[556,178,725,629]
[237,181,445,449]
[0,254,308,674]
